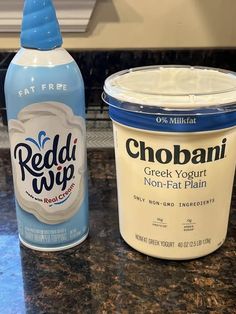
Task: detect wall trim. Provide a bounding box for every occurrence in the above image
[0,0,96,32]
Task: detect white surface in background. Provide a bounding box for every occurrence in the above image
[0,0,97,32]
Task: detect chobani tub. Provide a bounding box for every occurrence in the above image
[103,65,236,260]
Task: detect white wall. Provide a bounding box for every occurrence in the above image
[1,0,236,50]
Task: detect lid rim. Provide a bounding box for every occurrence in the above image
[103,92,236,115]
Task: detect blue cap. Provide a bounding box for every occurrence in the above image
[20,0,63,50]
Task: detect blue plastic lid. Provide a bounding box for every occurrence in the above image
[20,0,63,50]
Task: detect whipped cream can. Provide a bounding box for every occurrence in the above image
[4,0,89,251]
[103,65,236,260]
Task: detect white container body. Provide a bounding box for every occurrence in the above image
[113,122,235,259]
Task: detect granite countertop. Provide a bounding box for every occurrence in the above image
[0,148,235,314]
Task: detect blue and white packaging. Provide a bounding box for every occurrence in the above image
[4,0,89,251]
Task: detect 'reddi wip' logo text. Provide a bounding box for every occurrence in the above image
[14,131,77,194]
[126,138,227,164]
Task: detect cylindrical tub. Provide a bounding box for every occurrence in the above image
[103,65,236,260]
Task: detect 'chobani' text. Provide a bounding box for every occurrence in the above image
[126,138,227,164]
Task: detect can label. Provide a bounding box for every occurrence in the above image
[113,122,236,259]
[5,55,88,250]
[9,102,86,225]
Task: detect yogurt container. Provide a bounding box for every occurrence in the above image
[103,65,236,260]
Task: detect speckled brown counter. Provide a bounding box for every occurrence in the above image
[0,148,235,314]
